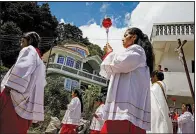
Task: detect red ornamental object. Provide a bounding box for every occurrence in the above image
[171,98,176,102]
[102,18,112,29]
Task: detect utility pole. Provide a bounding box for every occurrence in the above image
[46,37,59,73]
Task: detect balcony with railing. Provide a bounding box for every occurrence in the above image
[47,63,108,86]
[150,22,194,42]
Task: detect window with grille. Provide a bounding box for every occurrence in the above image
[64,78,72,91]
[66,57,74,67]
[71,80,79,90]
[57,56,65,64]
[75,60,81,69]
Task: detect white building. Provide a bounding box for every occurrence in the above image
[42,44,108,92]
[150,22,194,110]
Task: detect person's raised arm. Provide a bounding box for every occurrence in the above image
[99,45,146,78]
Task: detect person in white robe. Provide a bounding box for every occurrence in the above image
[0,32,46,134]
[99,27,155,133]
[147,70,173,133]
[177,103,194,133]
[89,96,105,134]
[59,89,83,134]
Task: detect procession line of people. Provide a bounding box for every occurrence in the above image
[0,28,194,134]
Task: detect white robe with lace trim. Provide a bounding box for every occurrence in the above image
[177,111,194,133]
[61,97,81,125]
[99,44,151,130]
[1,45,46,122]
[147,81,173,133]
[90,104,105,131]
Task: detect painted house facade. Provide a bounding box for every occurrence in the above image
[42,44,108,92]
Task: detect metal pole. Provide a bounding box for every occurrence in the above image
[177,39,195,101]
[106,28,109,44]
[46,38,58,73]
[45,44,53,73]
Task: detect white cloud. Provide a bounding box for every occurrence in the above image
[80,2,194,53]
[86,2,94,6]
[59,18,74,25]
[87,18,96,25]
[129,2,194,37]
[124,12,131,26]
[59,18,65,24]
[111,16,122,27]
[100,3,110,13]
[80,23,127,53]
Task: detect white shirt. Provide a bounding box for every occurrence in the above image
[177,111,194,133]
[147,81,173,133]
[90,104,105,131]
[62,97,81,125]
[99,44,151,130]
[1,45,46,122]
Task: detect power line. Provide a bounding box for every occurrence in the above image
[1,34,56,39]
[0,34,122,40]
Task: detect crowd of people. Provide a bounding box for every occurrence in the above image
[158,64,169,72]
[0,28,194,134]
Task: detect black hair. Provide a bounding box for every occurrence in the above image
[72,89,83,113]
[22,31,40,48]
[164,68,168,71]
[151,70,164,81]
[126,27,155,75]
[95,96,105,103]
[185,104,193,114]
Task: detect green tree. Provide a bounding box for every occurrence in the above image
[88,44,104,57]
[44,74,71,117]
[0,2,58,67]
[82,85,100,120]
[0,21,22,67]
[29,74,71,133]
[56,23,104,58]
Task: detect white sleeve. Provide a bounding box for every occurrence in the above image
[99,45,146,78]
[5,47,37,93]
[67,98,78,111]
[96,105,105,120]
[178,113,191,124]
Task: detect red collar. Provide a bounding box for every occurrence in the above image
[35,48,42,59]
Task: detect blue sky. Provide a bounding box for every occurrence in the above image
[37,2,193,53]
[38,2,139,28]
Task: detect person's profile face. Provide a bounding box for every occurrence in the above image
[181,104,186,112]
[151,75,158,84]
[72,91,76,98]
[122,31,135,48]
[20,38,28,48]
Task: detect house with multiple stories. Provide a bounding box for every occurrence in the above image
[150,22,194,110]
[42,44,108,92]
